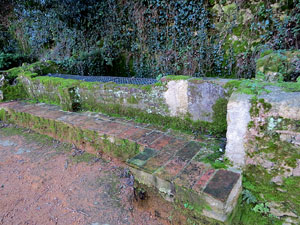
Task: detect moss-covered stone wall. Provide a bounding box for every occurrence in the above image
[1,62,232,137]
[226,88,300,224]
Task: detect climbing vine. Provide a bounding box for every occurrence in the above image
[1,0,299,77]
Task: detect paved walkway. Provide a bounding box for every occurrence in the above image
[0,101,241,222]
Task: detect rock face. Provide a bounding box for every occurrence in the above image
[256,50,300,82]
[225,92,252,168]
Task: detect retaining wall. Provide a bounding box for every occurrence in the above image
[16,63,231,124]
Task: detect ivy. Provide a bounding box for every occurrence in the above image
[1,0,299,77]
[9,0,238,78]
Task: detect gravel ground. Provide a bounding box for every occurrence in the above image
[47,74,158,85]
[0,124,187,225]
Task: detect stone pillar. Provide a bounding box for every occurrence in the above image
[225,92,252,168]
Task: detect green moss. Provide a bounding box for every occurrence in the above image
[79,81,99,90]
[140,85,153,92]
[35,76,80,88]
[80,101,224,137]
[254,136,299,168]
[250,97,271,117]
[1,61,63,103]
[228,195,282,225]
[0,109,140,161]
[195,139,228,169]
[224,80,242,95]
[1,82,29,101]
[102,137,140,161]
[164,75,191,81]
[277,82,300,92]
[26,76,82,111]
[71,152,97,163]
[127,95,139,104]
[271,118,300,133]
[242,165,300,217]
[173,185,219,224]
[210,98,228,137]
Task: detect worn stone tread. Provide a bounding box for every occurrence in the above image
[204,170,241,202]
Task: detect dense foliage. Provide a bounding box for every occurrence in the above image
[0,0,299,77]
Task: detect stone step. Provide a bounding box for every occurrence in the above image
[0,101,241,223]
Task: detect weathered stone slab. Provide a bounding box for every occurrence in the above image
[174,161,207,187]
[142,151,173,173]
[175,141,202,161]
[155,157,187,181]
[204,170,240,202]
[259,90,300,120]
[137,131,163,146]
[127,148,158,167]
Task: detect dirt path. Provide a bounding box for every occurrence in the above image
[0,124,186,225]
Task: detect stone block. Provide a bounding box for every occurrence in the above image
[225,93,252,168]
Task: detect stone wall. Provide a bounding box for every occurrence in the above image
[18,73,230,123]
[225,87,300,224]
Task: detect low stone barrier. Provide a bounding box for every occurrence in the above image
[2,61,232,136]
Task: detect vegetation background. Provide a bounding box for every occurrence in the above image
[0,0,299,78]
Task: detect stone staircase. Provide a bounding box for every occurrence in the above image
[0,101,241,223]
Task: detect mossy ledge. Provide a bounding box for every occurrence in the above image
[0,108,140,161]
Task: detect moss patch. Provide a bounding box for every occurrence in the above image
[163,75,191,81]
[210,98,228,137]
[1,82,28,101]
[243,165,300,217]
[71,152,97,163]
[80,101,225,137]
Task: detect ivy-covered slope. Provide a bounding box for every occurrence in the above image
[0,0,299,78]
